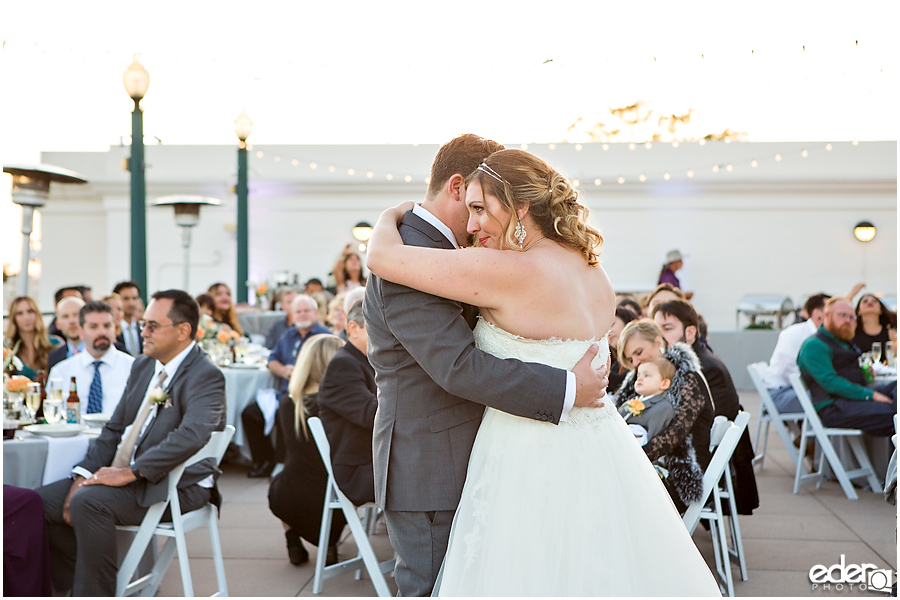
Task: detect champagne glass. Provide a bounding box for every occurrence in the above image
[871,342,882,365]
[885,341,895,368]
[25,382,41,424]
[44,399,64,424]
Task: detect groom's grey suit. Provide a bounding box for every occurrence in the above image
[364,210,568,596]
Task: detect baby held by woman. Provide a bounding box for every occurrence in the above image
[618,357,676,446]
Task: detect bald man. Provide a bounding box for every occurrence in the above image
[48,297,86,372]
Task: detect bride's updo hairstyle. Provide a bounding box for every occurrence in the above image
[466,149,603,266]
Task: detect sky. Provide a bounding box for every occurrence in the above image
[2,1,897,277]
[2,0,897,165]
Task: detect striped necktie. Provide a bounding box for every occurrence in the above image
[112,370,168,469]
[88,360,104,414]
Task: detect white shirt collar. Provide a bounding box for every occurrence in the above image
[78,346,119,368]
[412,203,459,249]
[153,341,196,388]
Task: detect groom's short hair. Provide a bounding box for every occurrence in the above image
[426,134,504,199]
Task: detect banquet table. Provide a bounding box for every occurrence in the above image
[3,429,98,490]
[222,364,276,459]
[237,310,286,338]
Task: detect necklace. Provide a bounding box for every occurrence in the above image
[523,236,547,252]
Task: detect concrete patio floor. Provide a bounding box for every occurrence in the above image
[157,390,897,597]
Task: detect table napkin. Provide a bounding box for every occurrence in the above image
[256,388,279,437]
[43,434,91,485]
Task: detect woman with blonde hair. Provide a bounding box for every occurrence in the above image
[365,148,718,595]
[267,333,345,567]
[5,296,57,379]
[206,283,243,335]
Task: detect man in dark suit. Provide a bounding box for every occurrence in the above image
[47,296,86,371]
[652,299,760,514]
[114,280,144,356]
[37,289,226,596]
[364,134,610,596]
[318,300,376,506]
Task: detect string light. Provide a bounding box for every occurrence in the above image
[575,144,583,151]
[386,173,393,180]
[594,178,602,186]
[572,179,580,187]
[672,141,679,148]
[712,165,719,172]
[825,143,833,151]
[663,173,670,180]
[751,160,758,167]
[256,150,264,158]
[291,159,299,166]
[800,149,808,157]
[520,143,529,150]
[687,170,694,178]
[309,162,317,169]
[548,143,556,150]
[328,165,336,173]
[628,143,636,150]
[602,144,609,151]
[644,142,652,149]
[617,176,625,184]
[638,174,646,182]
[347,168,355,175]
[404,175,412,182]
[774,154,782,161]
[366,171,374,178]
[273,155,281,162]
[851,140,859,145]
[698,139,706,146]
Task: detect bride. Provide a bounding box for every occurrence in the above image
[365,148,720,596]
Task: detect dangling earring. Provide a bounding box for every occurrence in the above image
[514,217,526,249]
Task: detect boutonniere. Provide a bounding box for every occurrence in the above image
[619,398,645,420]
[150,386,172,409]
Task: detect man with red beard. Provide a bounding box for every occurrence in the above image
[49,301,135,416]
[797,297,896,436]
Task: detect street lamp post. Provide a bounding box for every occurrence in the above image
[123,57,150,303]
[234,109,253,304]
[152,196,221,292]
[3,165,87,296]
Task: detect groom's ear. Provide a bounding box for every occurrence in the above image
[447,174,466,202]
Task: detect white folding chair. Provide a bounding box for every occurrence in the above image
[747,362,805,470]
[116,425,236,597]
[683,415,746,597]
[716,411,750,584]
[307,417,395,597]
[788,373,882,500]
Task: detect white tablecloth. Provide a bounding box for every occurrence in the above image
[3,432,95,489]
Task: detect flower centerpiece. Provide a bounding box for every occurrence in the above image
[255,282,271,309]
[197,314,242,365]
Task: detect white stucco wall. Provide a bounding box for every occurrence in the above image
[24,141,896,330]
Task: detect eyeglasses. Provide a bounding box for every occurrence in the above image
[138,320,182,333]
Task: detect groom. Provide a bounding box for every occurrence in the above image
[364,134,609,596]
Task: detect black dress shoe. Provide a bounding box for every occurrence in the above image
[326,544,339,566]
[285,530,308,566]
[248,460,275,478]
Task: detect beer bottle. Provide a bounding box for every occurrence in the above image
[66,376,81,424]
[36,369,47,421]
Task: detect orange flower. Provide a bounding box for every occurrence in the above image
[5,375,31,393]
[216,330,232,343]
[257,282,269,295]
[2,347,9,361]
[197,326,206,339]
[230,330,241,340]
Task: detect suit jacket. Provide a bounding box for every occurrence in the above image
[76,344,226,508]
[363,210,567,512]
[117,325,144,356]
[47,344,67,372]
[318,342,378,506]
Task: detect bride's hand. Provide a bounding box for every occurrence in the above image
[572,344,608,409]
[367,202,416,277]
[383,201,415,224]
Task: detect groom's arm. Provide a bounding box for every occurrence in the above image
[379,278,570,424]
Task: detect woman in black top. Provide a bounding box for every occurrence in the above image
[853,294,896,357]
[608,306,638,394]
[268,333,346,566]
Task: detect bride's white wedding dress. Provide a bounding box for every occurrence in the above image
[434,319,721,597]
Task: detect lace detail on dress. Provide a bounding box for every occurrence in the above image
[643,371,706,462]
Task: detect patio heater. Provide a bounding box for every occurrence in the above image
[3,164,87,295]
[152,195,221,292]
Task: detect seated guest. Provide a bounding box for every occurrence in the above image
[764,293,830,413]
[617,357,677,446]
[268,333,346,566]
[47,297,86,372]
[326,292,348,340]
[616,319,714,513]
[645,283,686,316]
[47,287,84,340]
[113,280,143,357]
[4,485,52,597]
[853,294,897,356]
[4,295,57,380]
[207,282,243,334]
[49,302,135,416]
[265,287,298,349]
[652,299,759,514]
[318,301,377,506]
[195,294,216,319]
[798,297,897,437]
[332,245,367,294]
[608,306,638,394]
[100,294,125,340]
[36,290,226,596]
[617,296,643,320]
[242,294,331,477]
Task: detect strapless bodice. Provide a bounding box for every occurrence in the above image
[473,318,610,372]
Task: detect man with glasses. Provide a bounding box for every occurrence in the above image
[37,290,226,596]
[797,297,896,436]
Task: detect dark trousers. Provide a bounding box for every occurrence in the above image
[818,381,897,437]
[37,477,210,596]
[4,485,52,597]
[383,509,454,597]
[241,402,285,465]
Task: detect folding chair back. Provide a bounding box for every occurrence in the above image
[683,414,747,596]
[747,362,805,470]
[788,373,881,500]
[307,417,394,597]
[116,425,235,597]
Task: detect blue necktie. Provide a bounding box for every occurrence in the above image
[88,360,104,414]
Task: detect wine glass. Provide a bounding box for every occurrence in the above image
[871,342,882,365]
[45,379,65,425]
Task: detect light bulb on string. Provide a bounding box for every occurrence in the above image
[291,159,299,166]
[726,164,733,172]
[663,173,670,180]
[687,170,694,178]
[751,160,758,167]
[644,142,652,149]
[712,165,719,172]
[548,143,556,150]
[366,171,374,178]
[594,179,602,186]
[851,140,859,146]
[638,174,646,182]
[328,165,336,173]
[575,144,583,151]
[628,143,636,150]
[825,143,833,151]
[520,144,529,150]
[347,168,355,175]
[774,154,782,161]
[404,175,412,182]
[618,177,625,184]
[801,149,808,157]
[386,174,393,180]
[309,162,317,169]
[256,150,264,158]
[274,156,281,162]
[672,141,679,148]
[698,139,706,146]
[602,144,609,151]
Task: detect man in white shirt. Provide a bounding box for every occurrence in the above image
[764,293,830,412]
[47,297,86,371]
[49,301,135,416]
[114,280,143,356]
